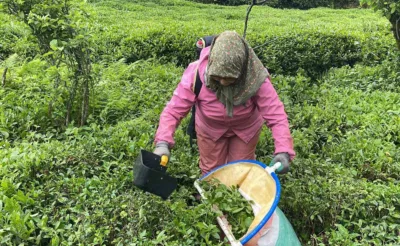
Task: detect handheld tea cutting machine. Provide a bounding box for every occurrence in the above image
[133,149,177,200]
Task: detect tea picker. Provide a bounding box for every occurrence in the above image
[132,0,300,243]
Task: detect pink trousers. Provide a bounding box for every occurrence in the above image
[196,127,262,175]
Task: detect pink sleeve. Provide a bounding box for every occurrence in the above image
[253,77,296,160]
[154,62,198,148]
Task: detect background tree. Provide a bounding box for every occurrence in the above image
[1,0,94,126]
[361,0,400,50]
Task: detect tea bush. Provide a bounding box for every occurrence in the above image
[0,59,64,142]
[0,116,225,245]
[323,58,400,93]
[91,60,183,125]
[266,64,400,243]
[2,57,398,244]
[0,0,399,245]
[88,0,393,78]
[1,0,394,78]
[0,14,39,60]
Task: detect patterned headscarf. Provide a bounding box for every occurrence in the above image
[206,31,269,117]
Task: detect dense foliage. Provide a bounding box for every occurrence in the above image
[0,0,399,245]
[87,0,394,79]
[1,0,95,126]
[360,0,400,50]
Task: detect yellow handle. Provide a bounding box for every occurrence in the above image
[160,155,168,166]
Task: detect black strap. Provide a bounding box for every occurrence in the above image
[187,70,203,149]
[194,70,202,97]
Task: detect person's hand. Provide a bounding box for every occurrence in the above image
[271,152,290,174]
[153,141,170,158]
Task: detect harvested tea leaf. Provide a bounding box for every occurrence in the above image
[201,179,254,239]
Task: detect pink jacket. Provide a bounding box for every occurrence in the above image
[155,47,295,159]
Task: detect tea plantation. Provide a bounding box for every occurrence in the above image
[0,0,399,245]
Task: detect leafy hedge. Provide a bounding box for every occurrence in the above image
[1,0,394,78]
[88,0,394,78]
[1,57,399,245]
[322,57,400,92]
[0,60,226,245]
[1,0,399,245]
[0,59,63,142]
[257,65,400,244]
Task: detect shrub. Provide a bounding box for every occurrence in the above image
[89,0,393,78]
[1,1,399,245]
[0,14,38,60]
